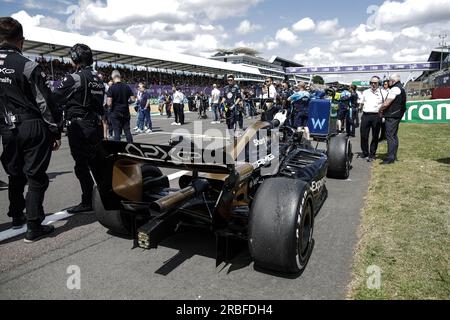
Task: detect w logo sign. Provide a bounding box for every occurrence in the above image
[311,118,326,130]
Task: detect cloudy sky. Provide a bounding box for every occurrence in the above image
[1,0,450,82]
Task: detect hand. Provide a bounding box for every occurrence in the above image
[274,110,288,126]
[52,139,61,151]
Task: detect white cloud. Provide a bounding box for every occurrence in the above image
[371,0,450,28]
[392,47,429,62]
[294,47,340,66]
[401,26,421,39]
[275,28,299,44]
[234,41,264,51]
[316,18,340,35]
[267,41,279,51]
[11,10,66,30]
[292,18,315,32]
[351,24,396,43]
[183,0,262,20]
[341,45,387,58]
[235,20,262,35]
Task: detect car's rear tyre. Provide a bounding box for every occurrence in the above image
[93,185,132,235]
[327,134,352,179]
[94,164,167,236]
[249,177,314,274]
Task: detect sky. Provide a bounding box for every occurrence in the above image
[1,0,450,82]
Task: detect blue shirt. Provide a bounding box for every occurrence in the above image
[137,91,150,109]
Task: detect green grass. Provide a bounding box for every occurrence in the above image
[349,124,450,300]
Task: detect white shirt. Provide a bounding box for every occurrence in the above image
[361,88,384,113]
[268,85,278,99]
[356,91,363,104]
[173,91,185,104]
[211,88,221,104]
[103,83,109,106]
[387,87,401,100]
[380,88,389,102]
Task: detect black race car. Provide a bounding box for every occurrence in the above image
[91,116,352,275]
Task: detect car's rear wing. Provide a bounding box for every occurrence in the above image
[308,99,338,140]
[98,140,235,175]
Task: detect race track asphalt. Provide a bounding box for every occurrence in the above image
[0,112,372,300]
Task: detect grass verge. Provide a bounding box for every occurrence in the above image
[348,124,450,300]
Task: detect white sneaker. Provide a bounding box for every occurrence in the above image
[144,126,149,130]
[176,123,182,126]
[133,126,138,131]
[146,129,153,133]
[136,129,144,134]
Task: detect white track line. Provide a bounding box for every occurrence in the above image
[0,210,72,242]
[167,171,189,181]
[146,132,229,140]
[0,171,188,243]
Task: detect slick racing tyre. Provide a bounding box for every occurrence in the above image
[327,134,352,179]
[94,165,167,236]
[93,185,131,236]
[249,177,314,274]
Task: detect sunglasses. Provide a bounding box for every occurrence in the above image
[370,82,379,85]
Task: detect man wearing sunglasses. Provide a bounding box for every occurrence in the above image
[221,74,243,135]
[359,76,384,162]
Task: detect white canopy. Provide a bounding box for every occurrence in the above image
[22,26,262,77]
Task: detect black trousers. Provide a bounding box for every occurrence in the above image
[360,113,382,157]
[226,108,243,130]
[346,108,357,136]
[173,103,185,124]
[385,117,401,162]
[1,119,52,229]
[110,112,133,143]
[67,120,103,205]
[165,104,172,118]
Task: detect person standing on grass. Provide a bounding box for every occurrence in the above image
[360,76,383,162]
[379,74,407,165]
[379,80,390,142]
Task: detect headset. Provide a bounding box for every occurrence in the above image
[69,44,93,66]
[69,44,91,112]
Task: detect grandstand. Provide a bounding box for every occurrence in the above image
[21,26,263,84]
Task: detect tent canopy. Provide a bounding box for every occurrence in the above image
[23,26,262,77]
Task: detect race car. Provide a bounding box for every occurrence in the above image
[91,106,352,275]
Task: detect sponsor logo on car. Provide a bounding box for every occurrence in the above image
[311,178,326,193]
[252,154,275,169]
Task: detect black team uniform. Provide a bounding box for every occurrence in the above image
[0,39,62,240]
[53,44,105,213]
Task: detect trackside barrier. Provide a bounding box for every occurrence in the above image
[402,99,450,124]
